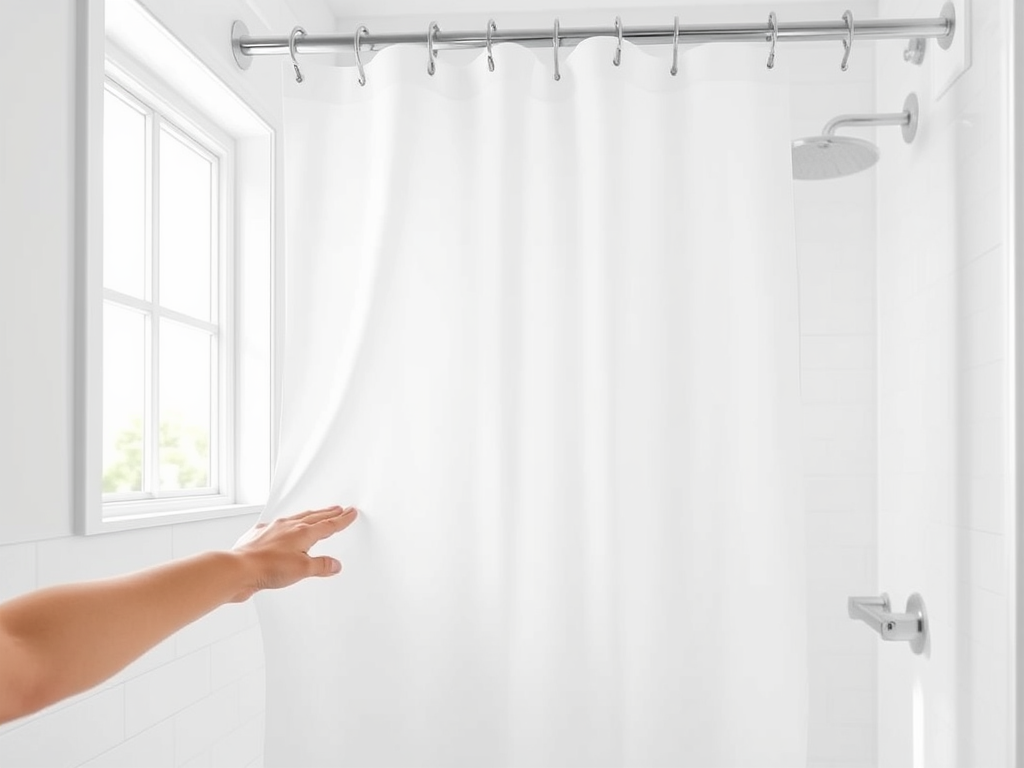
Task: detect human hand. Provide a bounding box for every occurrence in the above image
[229,506,359,602]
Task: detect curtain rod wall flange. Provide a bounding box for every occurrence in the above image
[230,8,955,67]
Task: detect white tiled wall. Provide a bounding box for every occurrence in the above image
[788,44,880,767]
[0,0,338,764]
[0,516,267,768]
[875,0,1012,765]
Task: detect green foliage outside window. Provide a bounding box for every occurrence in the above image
[103,413,210,493]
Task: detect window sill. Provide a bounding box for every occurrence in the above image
[87,501,264,535]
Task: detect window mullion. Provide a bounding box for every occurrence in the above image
[147,111,161,497]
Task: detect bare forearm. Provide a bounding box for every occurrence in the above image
[0,505,356,725]
[0,551,251,718]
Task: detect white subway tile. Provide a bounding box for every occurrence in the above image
[807,546,872,587]
[962,304,1005,368]
[827,686,875,726]
[175,603,256,658]
[808,580,861,622]
[801,335,876,370]
[961,246,1004,318]
[807,511,875,550]
[807,722,875,762]
[172,516,261,560]
[968,530,1004,595]
[125,648,211,737]
[811,653,876,690]
[963,360,1004,426]
[957,185,1005,267]
[237,668,266,724]
[803,475,876,514]
[174,681,241,766]
[179,749,212,768]
[0,541,36,602]
[802,370,876,406]
[209,716,264,768]
[80,720,174,768]
[965,583,1007,651]
[800,287,876,336]
[803,438,875,476]
[210,626,265,691]
[962,472,1004,535]
[36,527,173,588]
[964,414,1003,480]
[0,687,124,768]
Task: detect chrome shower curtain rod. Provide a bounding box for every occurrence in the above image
[230,5,955,69]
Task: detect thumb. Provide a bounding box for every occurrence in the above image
[309,555,342,578]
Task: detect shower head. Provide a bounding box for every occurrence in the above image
[792,92,919,181]
[792,136,880,180]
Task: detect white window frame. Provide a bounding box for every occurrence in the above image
[101,64,236,516]
[76,1,276,534]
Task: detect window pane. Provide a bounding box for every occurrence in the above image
[159,129,213,321]
[103,89,147,298]
[103,303,146,493]
[159,319,213,491]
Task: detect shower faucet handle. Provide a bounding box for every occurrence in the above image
[847,593,928,655]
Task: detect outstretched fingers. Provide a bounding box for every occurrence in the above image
[290,505,345,522]
[296,507,359,552]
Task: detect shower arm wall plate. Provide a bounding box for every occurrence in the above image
[232,20,252,70]
[848,593,928,655]
[822,93,919,144]
[932,0,969,99]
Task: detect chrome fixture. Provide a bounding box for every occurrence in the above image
[848,593,928,655]
[486,19,497,72]
[840,10,854,71]
[613,16,624,66]
[552,19,561,82]
[791,92,919,180]
[354,26,369,86]
[230,10,955,70]
[288,26,306,83]
[427,22,440,76]
[904,36,927,64]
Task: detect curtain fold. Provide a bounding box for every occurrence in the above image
[260,39,807,768]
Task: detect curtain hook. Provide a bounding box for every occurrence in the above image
[841,10,854,71]
[670,15,680,75]
[613,16,623,66]
[354,26,369,86]
[288,26,306,83]
[553,19,561,81]
[767,12,778,69]
[486,19,497,72]
[427,21,440,75]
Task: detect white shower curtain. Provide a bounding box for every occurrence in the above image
[260,38,807,768]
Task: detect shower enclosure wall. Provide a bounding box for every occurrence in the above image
[875,0,1013,764]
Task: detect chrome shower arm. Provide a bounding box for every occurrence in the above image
[823,110,910,136]
[848,593,928,654]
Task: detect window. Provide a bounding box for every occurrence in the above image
[77,2,276,534]
[101,76,232,514]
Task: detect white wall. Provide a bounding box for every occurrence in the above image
[0,0,332,766]
[790,46,881,767]
[875,0,1013,765]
